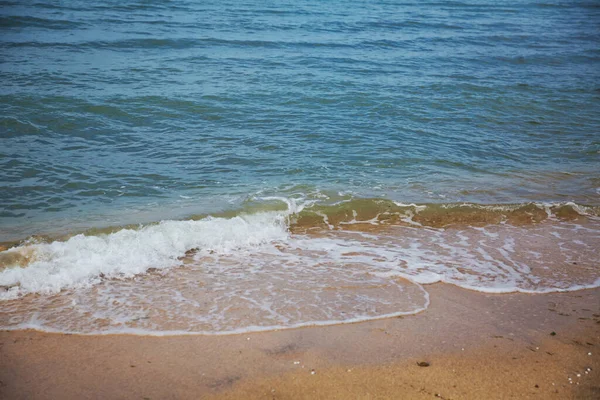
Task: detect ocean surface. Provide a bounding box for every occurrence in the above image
[1,0,599,334]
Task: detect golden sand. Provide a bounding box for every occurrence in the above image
[0,283,598,399]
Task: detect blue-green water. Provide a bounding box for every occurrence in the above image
[1,1,600,334]
[2,0,599,241]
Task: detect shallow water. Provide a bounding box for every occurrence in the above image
[1,203,599,334]
[1,0,599,334]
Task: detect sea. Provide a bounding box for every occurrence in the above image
[1,0,599,335]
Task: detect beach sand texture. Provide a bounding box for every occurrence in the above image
[1,284,598,399]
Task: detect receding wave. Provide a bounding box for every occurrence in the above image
[0,199,599,335]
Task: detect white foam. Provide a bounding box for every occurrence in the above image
[1,303,431,337]
[338,210,380,226]
[0,212,289,300]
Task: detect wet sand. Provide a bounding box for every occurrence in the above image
[1,283,598,399]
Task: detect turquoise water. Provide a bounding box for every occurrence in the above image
[1,0,599,241]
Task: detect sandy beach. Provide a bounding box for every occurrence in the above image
[2,1,599,399]
[1,283,598,399]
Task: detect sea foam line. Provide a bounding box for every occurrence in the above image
[0,283,432,337]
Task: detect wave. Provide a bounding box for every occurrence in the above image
[0,15,86,30]
[0,199,598,296]
[0,211,289,299]
[0,198,598,335]
[290,200,600,231]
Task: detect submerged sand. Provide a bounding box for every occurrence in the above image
[1,283,598,399]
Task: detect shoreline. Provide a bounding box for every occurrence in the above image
[1,283,598,399]
[2,199,599,247]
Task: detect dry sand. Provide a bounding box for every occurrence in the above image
[1,283,598,399]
